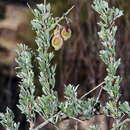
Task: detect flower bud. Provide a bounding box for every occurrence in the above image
[51,34,63,51]
[61,27,72,41]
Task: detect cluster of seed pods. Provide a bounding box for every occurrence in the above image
[51,25,72,50]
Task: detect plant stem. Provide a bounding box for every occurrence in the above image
[69,116,84,124]
[49,5,75,31]
[33,112,61,130]
[80,81,105,99]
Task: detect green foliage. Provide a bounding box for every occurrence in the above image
[59,85,80,117]
[59,85,96,118]
[118,124,128,130]
[31,3,59,123]
[92,0,122,117]
[92,0,123,101]
[34,93,59,123]
[0,108,19,130]
[79,98,96,119]
[16,44,35,123]
[119,102,130,116]
[0,0,130,130]
[89,125,101,130]
[92,0,130,129]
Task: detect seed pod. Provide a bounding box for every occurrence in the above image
[51,34,63,51]
[61,27,72,41]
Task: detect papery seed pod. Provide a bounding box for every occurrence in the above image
[51,34,63,51]
[61,27,72,41]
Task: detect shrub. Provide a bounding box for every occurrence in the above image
[0,0,130,130]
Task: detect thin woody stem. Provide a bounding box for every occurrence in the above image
[49,5,75,31]
[80,81,105,100]
[44,0,46,13]
[33,112,61,130]
[44,0,46,5]
[69,116,84,124]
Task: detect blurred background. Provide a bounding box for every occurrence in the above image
[0,0,130,129]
